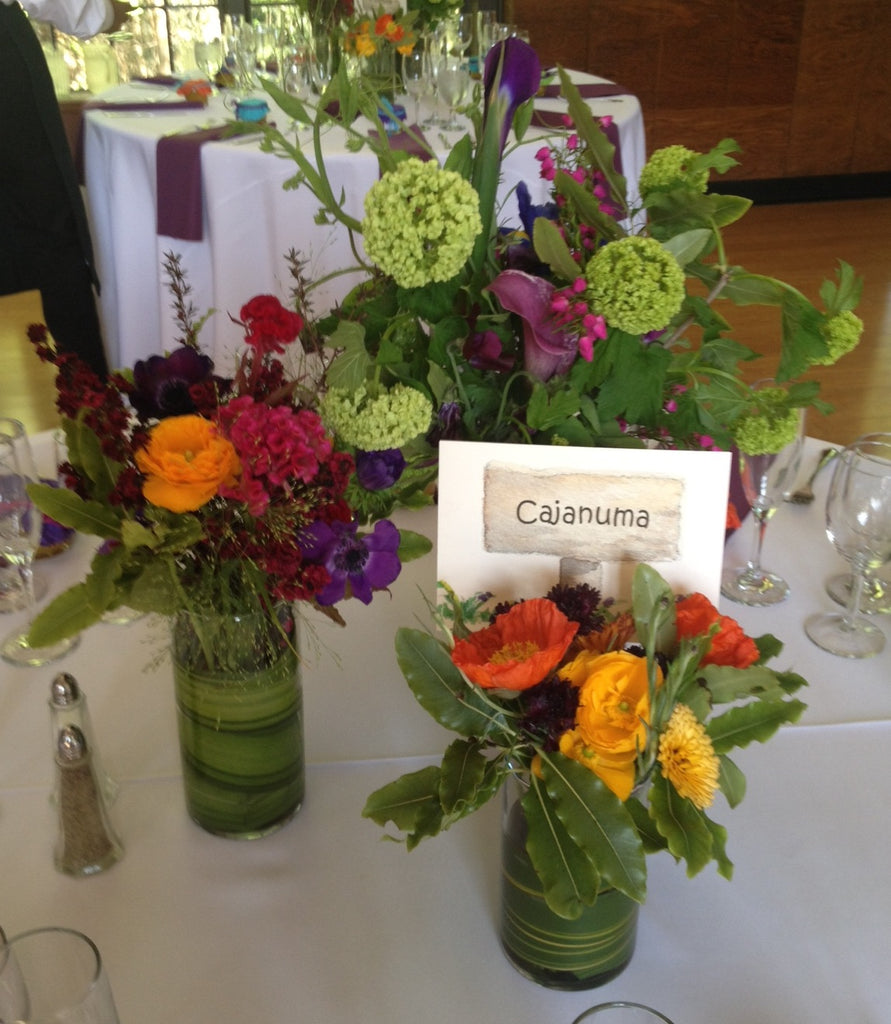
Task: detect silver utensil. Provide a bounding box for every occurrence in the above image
[785,446,839,504]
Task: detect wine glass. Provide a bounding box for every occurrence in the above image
[421,28,447,128]
[194,36,223,81]
[401,49,428,125]
[283,53,313,134]
[436,55,469,130]
[805,436,891,657]
[0,430,79,667]
[824,431,891,615]
[452,12,474,57]
[721,392,805,606]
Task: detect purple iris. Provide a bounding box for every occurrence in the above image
[355,449,406,491]
[427,401,463,444]
[487,269,578,381]
[130,346,215,419]
[503,181,560,273]
[300,518,401,605]
[483,39,542,157]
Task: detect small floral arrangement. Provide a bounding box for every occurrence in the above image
[251,37,863,522]
[363,566,806,917]
[176,79,213,105]
[25,278,429,648]
[341,7,417,59]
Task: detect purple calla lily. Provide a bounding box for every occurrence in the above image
[487,269,578,381]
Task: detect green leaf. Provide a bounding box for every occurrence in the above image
[542,754,647,902]
[707,699,806,754]
[649,773,714,876]
[700,664,792,704]
[442,133,473,179]
[395,528,432,564]
[532,216,584,281]
[661,228,713,268]
[702,814,733,880]
[362,765,445,849]
[631,564,676,656]
[126,558,181,615]
[26,584,101,647]
[553,168,625,243]
[27,483,122,538]
[526,382,581,431]
[324,320,373,391]
[625,795,668,854]
[717,271,787,307]
[439,738,497,818]
[65,417,121,496]
[522,778,600,918]
[394,628,504,739]
[718,754,746,809]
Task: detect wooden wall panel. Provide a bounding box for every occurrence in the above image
[510,0,891,180]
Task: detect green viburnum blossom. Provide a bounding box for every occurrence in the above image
[811,310,864,366]
[585,236,685,335]
[732,386,801,455]
[638,144,710,197]
[361,158,482,289]
[320,383,433,451]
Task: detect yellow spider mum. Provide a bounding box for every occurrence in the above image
[658,704,720,809]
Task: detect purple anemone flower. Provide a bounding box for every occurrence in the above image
[355,449,406,491]
[463,330,514,372]
[300,518,401,605]
[130,346,215,419]
[487,269,578,381]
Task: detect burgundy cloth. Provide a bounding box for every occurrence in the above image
[726,447,752,539]
[155,126,229,240]
[540,82,631,99]
[368,124,433,162]
[531,108,623,175]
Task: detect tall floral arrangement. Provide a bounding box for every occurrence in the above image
[25,281,429,648]
[251,37,863,519]
[363,566,806,917]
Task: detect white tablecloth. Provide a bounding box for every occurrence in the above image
[82,74,646,371]
[1,434,889,1023]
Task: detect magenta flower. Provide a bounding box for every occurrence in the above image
[300,518,401,605]
[130,346,214,420]
[487,269,578,381]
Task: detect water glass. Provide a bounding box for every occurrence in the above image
[0,927,120,1023]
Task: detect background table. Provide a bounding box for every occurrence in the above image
[1,434,888,1023]
[82,74,646,371]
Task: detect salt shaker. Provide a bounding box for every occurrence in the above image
[54,725,124,877]
[49,672,117,804]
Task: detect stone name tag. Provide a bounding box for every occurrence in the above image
[483,462,683,562]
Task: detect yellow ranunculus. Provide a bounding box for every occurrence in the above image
[557,650,659,800]
[135,415,240,513]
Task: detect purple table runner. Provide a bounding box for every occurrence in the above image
[155,126,230,241]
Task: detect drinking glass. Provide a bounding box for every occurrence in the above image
[194,36,223,80]
[421,28,447,128]
[436,56,469,130]
[452,12,474,56]
[282,53,313,134]
[401,49,427,124]
[0,419,45,613]
[572,1004,675,1024]
[824,431,891,615]
[721,392,805,606]
[805,436,891,657]
[0,429,79,667]
[0,927,120,1023]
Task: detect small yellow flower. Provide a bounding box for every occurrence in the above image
[658,704,720,810]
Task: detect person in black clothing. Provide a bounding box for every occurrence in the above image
[0,0,130,376]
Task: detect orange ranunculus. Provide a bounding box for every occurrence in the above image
[375,13,394,35]
[675,593,759,668]
[135,415,240,513]
[558,650,660,800]
[450,598,578,692]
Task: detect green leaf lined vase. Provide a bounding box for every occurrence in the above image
[500,773,640,989]
[171,603,304,838]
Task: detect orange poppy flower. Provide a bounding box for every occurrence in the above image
[450,598,578,691]
[675,592,759,668]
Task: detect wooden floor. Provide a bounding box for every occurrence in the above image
[1,197,889,443]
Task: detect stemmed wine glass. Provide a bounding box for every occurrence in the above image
[401,49,428,125]
[194,36,223,81]
[437,55,470,130]
[0,428,79,666]
[823,431,891,616]
[282,52,313,135]
[805,436,891,657]
[721,389,805,606]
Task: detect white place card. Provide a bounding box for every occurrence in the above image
[437,441,731,607]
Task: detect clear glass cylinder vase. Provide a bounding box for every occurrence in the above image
[500,773,639,990]
[170,602,304,839]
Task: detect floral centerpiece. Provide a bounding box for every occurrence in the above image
[363,566,807,986]
[250,37,862,522]
[340,5,417,101]
[25,278,429,836]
